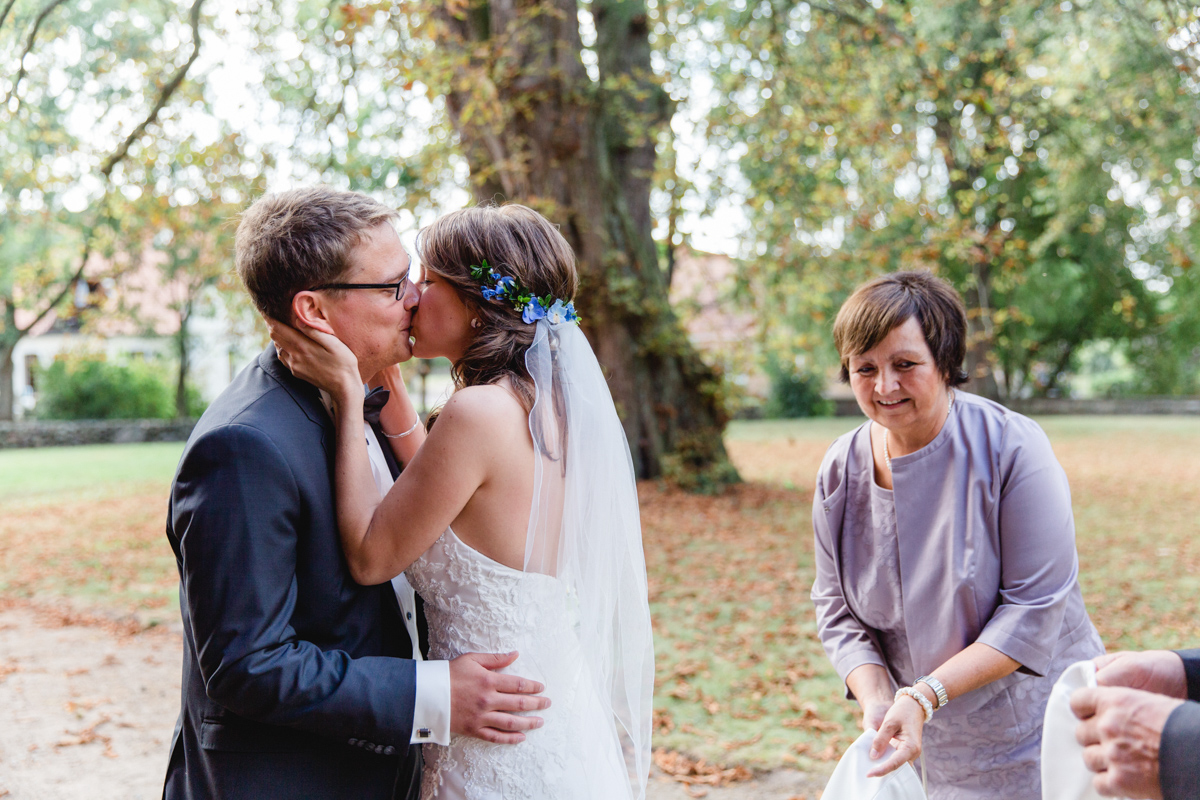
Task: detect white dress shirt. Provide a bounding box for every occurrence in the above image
[321,391,452,746]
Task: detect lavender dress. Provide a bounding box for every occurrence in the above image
[812,392,1104,800]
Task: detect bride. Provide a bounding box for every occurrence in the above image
[270,204,653,800]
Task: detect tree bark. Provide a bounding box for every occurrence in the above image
[963,261,1001,400]
[175,300,192,419]
[0,339,16,422]
[431,0,734,483]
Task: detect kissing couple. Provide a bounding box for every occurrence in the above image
[162,187,654,800]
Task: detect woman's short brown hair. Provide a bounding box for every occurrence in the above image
[833,270,969,386]
[235,186,398,322]
[417,203,578,407]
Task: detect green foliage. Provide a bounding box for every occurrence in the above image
[0,0,218,419]
[763,358,833,419]
[35,354,180,420]
[659,429,742,494]
[692,0,1200,399]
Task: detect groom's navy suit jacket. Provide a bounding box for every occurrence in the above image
[163,346,422,800]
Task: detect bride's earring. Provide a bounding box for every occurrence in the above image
[471,318,481,329]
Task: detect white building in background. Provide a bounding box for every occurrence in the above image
[8,260,262,419]
[12,331,171,418]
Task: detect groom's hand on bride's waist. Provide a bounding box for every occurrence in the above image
[449,651,550,744]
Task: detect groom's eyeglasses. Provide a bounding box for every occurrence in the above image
[310,277,409,301]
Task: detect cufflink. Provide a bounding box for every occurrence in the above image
[417,728,431,739]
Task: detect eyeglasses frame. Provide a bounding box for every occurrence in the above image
[309,277,409,301]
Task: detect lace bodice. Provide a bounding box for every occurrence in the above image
[406,529,630,800]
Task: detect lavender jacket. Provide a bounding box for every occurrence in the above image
[811,391,1099,711]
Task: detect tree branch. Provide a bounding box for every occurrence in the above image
[806,2,870,30]
[20,239,93,335]
[100,0,206,178]
[0,0,19,36]
[3,0,69,106]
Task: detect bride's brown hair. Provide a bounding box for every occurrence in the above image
[417,204,578,409]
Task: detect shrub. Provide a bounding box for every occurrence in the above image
[763,358,832,419]
[35,354,177,420]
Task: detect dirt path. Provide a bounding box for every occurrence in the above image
[0,606,180,799]
[0,606,822,799]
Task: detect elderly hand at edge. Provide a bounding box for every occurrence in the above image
[1093,651,1189,698]
[267,319,364,408]
[1071,658,1186,800]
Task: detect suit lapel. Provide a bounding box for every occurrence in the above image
[263,346,428,663]
[259,345,335,456]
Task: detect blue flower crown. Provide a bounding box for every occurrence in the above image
[470,259,581,325]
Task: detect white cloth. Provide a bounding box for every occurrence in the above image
[1041,660,1128,800]
[320,389,452,746]
[823,730,927,800]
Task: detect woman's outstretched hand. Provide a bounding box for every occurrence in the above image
[267,319,363,406]
[865,693,925,778]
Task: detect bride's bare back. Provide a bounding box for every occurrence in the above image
[427,383,535,570]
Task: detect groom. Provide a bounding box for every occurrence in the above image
[163,186,548,799]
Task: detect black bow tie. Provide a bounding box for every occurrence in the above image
[363,386,391,426]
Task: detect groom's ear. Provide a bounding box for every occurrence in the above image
[291,291,337,336]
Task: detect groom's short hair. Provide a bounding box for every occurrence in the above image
[235,186,398,322]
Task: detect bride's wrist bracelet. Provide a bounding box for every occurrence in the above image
[895,686,934,722]
[382,417,422,439]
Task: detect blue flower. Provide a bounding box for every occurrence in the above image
[522,297,547,324]
[495,276,516,296]
[482,286,502,300]
[546,299,571,324]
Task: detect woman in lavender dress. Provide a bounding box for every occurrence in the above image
[810,271,1104,799]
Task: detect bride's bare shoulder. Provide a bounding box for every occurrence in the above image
[433,383,528,435]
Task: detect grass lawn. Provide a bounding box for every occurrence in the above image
[1,416,1198,772]
[0,442,184,625]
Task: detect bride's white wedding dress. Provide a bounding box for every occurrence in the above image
[406,527,631,800]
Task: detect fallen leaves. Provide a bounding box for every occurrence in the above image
[721,733,762,751]
[653,747,754,797]
[0,489,178,625]
[56,714,116,758]
[644,480,857,768]
[782,702,842,732]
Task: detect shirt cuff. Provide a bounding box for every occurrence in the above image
[411,659,451,745]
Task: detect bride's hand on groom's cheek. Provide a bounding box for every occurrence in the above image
[449,651,551,745]
[267,319,361,397]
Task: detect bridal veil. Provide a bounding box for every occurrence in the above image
[522,318,654,799]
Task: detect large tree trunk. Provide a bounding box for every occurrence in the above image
[431,0,734,483]
[0,340,15,422]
